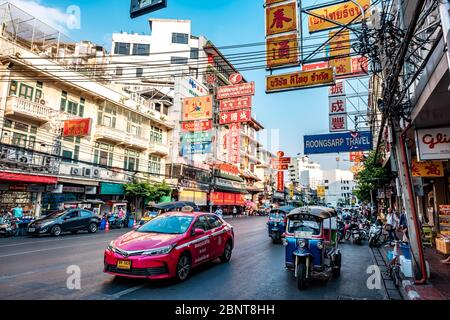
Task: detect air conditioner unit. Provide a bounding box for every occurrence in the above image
[92,168,101,178]
[71,167,81,176]
[83,167,92,177]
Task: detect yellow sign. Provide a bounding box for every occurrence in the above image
[330,57,352,75]
[182,95,213,121]
[329,29,350,57]
[266,2,298,36]
[412,160,445,177]
[317,186,326,198]
[266,0,286,5]
[267,34,299,69]
[290,184,295,198]
[308,0,371,33]
[266,67,335,93]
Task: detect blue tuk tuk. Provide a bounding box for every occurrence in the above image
[283,206,342,290]
[267,205,295,243]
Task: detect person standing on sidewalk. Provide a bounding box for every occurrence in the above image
[398,208,409,242]
[232,206,237,217]
[386,208,399,241]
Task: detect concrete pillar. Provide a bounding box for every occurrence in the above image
[34,192,42,217]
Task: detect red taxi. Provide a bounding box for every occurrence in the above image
[104,208,234,281]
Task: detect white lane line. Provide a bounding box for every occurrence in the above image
[111,284,148,299]
[0,240,110,258]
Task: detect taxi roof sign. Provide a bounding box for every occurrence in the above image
[130,0,168,19]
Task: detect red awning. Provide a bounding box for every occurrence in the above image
[0,172,57,184]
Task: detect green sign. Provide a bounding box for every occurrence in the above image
[181,132,212,144]
[100,183,124,195]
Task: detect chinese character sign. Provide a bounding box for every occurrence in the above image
[228,123,241,164]
[329,97,347,114]
[328,29,350,57]
[350,151,365,162]
[277,171,285,192]
[182,120,213,132]
[266,2,298,36]
[412,160,445,177]
[266,34,299,69]
[219,96,252,112]
[329,114,348,132]
[329,81,345,96]
[220,110,251,125]
[63,118,92,137]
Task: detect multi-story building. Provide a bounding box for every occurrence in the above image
[0,3,174,216]
[289,156,323,191]
[322,170,357,207]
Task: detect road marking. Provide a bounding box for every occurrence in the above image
[111,284,148,298]
[0,240,110,258]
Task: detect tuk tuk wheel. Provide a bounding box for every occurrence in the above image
[296,263,307,290]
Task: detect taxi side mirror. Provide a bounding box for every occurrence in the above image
[193,228,205,236]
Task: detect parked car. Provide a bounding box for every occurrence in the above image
[27,209,101,237]
[139,201,200,226]
[104,208,234,282]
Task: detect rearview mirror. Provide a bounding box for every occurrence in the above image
[193,228,205,236]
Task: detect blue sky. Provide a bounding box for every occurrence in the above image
[12,0,355,170]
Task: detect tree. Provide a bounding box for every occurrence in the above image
[124,181,172,217]
[353,150,389,203]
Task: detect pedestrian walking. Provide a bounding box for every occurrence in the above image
[232,206,237,217]
[398,208,408,242]
[385,208,399,241]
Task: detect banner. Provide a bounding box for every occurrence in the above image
[217,82,255,100]
[266,67,335,93]
[304,131,373,154]
[415,127,450,161]
[182,120,212,132]
[229,123,241,164]
[182,95,213,121]
[219,96,252,112]
[277,171,285,192]
[329,114,348,132]
[307,0,371,33]
[219,110,251,125]
[412,160,445,177]
[266,34,300,69]
[181,131,212,144]
[63,118,92,137]
[266,1,298,36]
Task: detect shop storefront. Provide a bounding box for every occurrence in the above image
[177,179,209,208]
[0,172,57,216]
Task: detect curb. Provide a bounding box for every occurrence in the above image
[401,280,422,300]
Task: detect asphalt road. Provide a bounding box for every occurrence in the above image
[0,216,386,300]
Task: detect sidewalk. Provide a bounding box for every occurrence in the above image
[374,244,450,300]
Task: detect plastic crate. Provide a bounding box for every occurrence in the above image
[400,243,411,260]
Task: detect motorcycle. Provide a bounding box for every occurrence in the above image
[107,214,125,229]
[368,221,388,247]
[336,218,345,243]
[0,217,17,237]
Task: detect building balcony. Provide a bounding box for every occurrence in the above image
[4,96,52,125]
[125,134,150,151]
[148,142,170,156]
[94,125,126,144]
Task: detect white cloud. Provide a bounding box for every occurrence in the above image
[8,0,71,34]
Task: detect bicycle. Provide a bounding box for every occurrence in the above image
[386,240,404,288]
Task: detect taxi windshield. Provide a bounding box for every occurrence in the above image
[270,212,285,220]
[137,215,193,234]
[288,219,321,236]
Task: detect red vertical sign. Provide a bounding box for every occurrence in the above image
[277,171,284,192]
[228,123,241,164]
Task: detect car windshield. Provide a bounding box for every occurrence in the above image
[288,219,321,236]
[137,215,193,234]
[270,213,284,220]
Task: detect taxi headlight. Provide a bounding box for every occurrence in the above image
[107,240,115,251]
[142,244,175,256]
[317,241,324,250]
[297,239,307,248]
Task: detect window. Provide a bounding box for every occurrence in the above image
[9,80,18,96]
[190,47,199,59]
[127,112,142,137]
[163,105,169,116]
[19,84,34,101]
[116,67,123,76]
[136,68,144,77]
[80,210,92,218]
[132,44,150,56]
[79,98,85,117]
[172,33,189,44]
[62,137,80,163]
[124,149,140,171]
[148,155,161,176]
[34,82,43,103]
[171,56,188,65]
[67,101,78,116]
[65,210,80,219]
[60,91,67,111]
[189,68,198,78]
[206,215,223,228]
[154,103,161,113]
[93,142,114,166]
[193,216,210,231]
[98,104,117,128]
[114,42,131,55]
[150,126,163,144]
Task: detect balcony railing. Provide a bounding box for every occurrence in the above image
[94,125,126,144]
[5,96,52,124]
[149,142,169,156]
[126,134,150,151]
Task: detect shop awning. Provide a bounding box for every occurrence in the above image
[0,172,57,184]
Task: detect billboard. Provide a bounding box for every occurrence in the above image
[266,67,335,93]
[217,82,255,100]
[415,127,450,161]
[130,0,167,19]
[304,131,373,154]
[412,160,445,177]
[266,1,298,36]
[219,96,252,112]
[181,142,212,156]
[228,123,241,164]
[307,0,371,33]
[277,171,285,192]
[182,95,213,121]
[181,131,212,144]
[219,110,251,125]
[181,120,212,132]
[63,118,92,137]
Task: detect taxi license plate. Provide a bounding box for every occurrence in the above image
[28,228,35,232]
[117,260,131,270]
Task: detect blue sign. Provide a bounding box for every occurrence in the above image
[181,142,212,155]
[304,131,373,155]
[130,0,167,19]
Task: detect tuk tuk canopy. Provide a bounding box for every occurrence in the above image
[287,206,337,220]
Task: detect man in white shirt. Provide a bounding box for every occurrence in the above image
[386,208,399,241]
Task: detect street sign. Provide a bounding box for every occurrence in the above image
[217,82,255,100]
[181,142,212,155]
[304,131,373,155]
[219,110,251,125]
[181,131,212,144]
[130,0,167,19]
[277,171,285,192]
[219,96,252,112]
[266,67,335,93]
